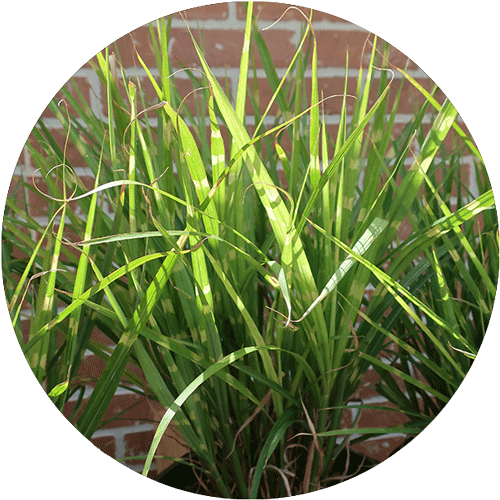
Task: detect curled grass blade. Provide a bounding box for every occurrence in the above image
[306,216,467,378]
[142,345,278,477]
[295,217,388,323]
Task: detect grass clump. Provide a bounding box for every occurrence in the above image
[2,4,497,497]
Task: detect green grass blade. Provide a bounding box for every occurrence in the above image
[249,407,296,498]
[297,217,388,322]
[361,353,449,403]
[297,70,393,235]
[142,345,278,477]
[77,247,183,438]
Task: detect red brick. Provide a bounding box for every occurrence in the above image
[170,27,232,68]
[362,76,447,116]
[316,77,359,115]
[27,176,63,218]
[277,168,287,188]
[171,26,298,70]
[418,119,463,153]
[357,401,411,429]
[379,43,420,71]
[139,74,232,116]
[124,429,155,465]
[28,174,96,219]
[102,391,150,424]
[244,76,357,117]
[41,77,92,119]
[315,31,373,68]
[351,435,406,462]
[352,366,410,403]
[397,216,414,242]
[148,400,190,474]
[16,147,26,165]
[113,26,155,68]
[245,76,278,116]
[340,408,353,429]
[294,73,438,121]
[91,435,116,459]
[237,2,351,24]
[77,355,146,389]
[20,319,31,345]
[352,367,381,400]
[63,392,150,428]
[90,326,117,346]
[427,160,471,198]
[5,174,28,218]
[97,72,227,118]
[171,3,229,20]
[27,128,89,172]
[77,355,107,380]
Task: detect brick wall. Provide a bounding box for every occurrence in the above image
[2,1,499,499]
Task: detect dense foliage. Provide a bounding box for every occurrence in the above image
[3,4,497,497]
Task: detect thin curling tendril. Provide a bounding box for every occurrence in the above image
[122,67,213,154]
